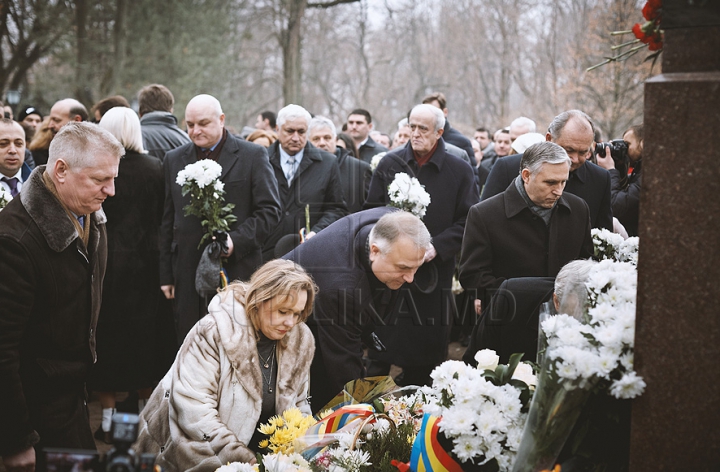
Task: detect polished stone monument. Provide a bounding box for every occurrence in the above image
[630,0,720,470]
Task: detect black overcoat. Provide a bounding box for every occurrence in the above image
[335,147,372,214]
[459,181,594,305]
[262,141,347,259]
[284,207,398,411]
[159,133,282,342]
[364,138,479,366]
[0,167,107,455]
[89,150,175,391]
[481,154,613,230]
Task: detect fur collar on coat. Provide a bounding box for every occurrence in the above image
[135,289,315,471]
[20,166,106,252]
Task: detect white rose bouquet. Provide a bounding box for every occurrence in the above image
[176,159,237,249]
[387,172,431,219]
[0,186,12,211]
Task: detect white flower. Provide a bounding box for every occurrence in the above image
[511,363,537,388]
[215,463,256,472]
[610,371,646,399]
[370,152,386,171]
[387,172,431,218]
[474,349,500,371]
[452,434,483,463]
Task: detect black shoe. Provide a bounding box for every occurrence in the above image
[94,426,112,444]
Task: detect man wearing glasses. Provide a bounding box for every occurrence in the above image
[479,109,612,231]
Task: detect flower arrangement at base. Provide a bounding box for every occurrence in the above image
[176,159,237,249]
[387,172,431,219]
[258,408,317,455]
[512,254,644,471]
[0,186,11,211]
[591,228,638,266]
[406,352,535,472]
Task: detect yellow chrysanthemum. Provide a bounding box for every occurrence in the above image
[258,439,269,449]
[257,423,276,435]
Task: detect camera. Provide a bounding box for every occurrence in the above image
[595,139,629,167]
[43,413,159,472]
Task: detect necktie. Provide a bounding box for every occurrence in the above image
[2,177,19,197]
[285,156,296,184]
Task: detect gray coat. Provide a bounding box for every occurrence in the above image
[141,111,191,161]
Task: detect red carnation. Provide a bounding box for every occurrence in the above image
[642,0,662,21]
[633,23,650,43]
[648,33,663,51]
[391,460,412,472]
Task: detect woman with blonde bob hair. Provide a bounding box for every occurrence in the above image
[136,260,317,471]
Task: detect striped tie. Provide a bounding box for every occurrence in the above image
[286,156,296,183]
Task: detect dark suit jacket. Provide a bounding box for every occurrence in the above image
[481,154,613,230]
[284,207,398,410]
[443,119,475,162]
[459,181,593,305]
[364,138,479,366]
[358,135,389,164]
[263,141,348,259]
[159,132,282,341]
[335,147,372,214]
[463,277,555,366]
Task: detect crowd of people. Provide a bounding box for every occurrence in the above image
[0,85,643,471]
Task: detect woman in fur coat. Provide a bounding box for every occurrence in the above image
[135,259,317,471]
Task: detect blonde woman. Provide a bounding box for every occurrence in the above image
[136,260,317,471]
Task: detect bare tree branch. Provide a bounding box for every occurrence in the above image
[308,0,358,9]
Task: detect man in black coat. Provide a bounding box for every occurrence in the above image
[308,115,372,214]
[365,104,479,386]
[459,141,594,309]
[0,123,124,471]
[159,94,282,343]
[284,208,430,411]
[423,92,476,160]
[347,109,389,164]
[481,110,613,231]
[262,105,348,260]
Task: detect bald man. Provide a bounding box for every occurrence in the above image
[159,94,282,342]
[31,98,89,166]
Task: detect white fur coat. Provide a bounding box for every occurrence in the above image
[135,290,315,471]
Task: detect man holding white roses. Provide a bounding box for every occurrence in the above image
[159,94,282,343]
[364,103,478,387]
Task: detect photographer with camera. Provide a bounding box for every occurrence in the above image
[596,124,643,236]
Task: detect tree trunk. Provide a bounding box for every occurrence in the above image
[107,0,127,96]
[282,0,307,104]
[74,0,93,108]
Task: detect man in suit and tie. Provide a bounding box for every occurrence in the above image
[159,94,282,343]
[481,110,613,230]
[0,119,32,200]
[262,104,347,260]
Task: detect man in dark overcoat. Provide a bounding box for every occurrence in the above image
[459,141,594,309]
[0,122,124,471]
[364,103,479,386]
[480,109,613,231]
[159,94,281,343]
[308,115,372,214]
[262,104,347,260]
[284,208,430,411]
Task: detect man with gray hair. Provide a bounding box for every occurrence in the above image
[263,104,347,260]
[160,94,281,343]
[308,115,371,213]
[365,103,478,386]
[0,122,123,470]
[509,116,537,142]
[460,141,593,311]
[481,110,613,230]
[285,207,430,411]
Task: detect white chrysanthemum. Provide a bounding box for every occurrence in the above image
[610,371,646,399]
[439,407,478,436]
[452,433,484,463]
[474,349,500,371]
[215,463,256,472]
